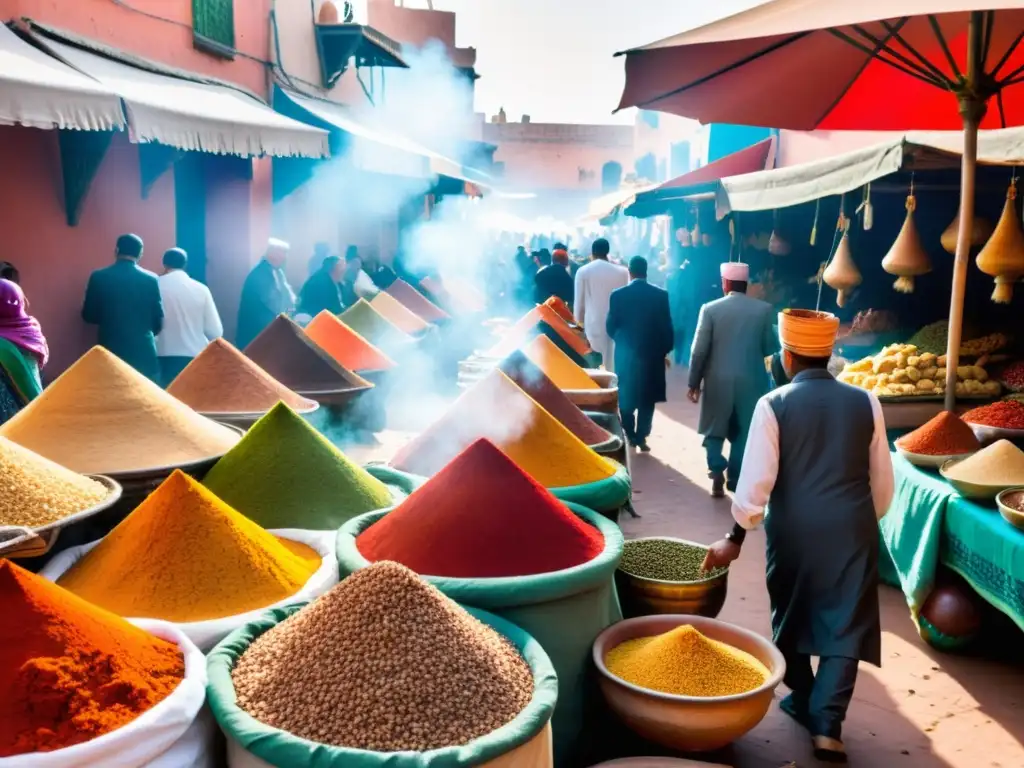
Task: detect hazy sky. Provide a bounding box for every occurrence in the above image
[358,0,766,125]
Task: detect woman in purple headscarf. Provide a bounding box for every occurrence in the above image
[0,279,47,424]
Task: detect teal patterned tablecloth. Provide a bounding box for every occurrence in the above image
[879,451,1024,631]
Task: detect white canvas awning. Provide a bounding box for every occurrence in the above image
[717,127,1024,215]
[0,25,124,131]
[37,36,328,158]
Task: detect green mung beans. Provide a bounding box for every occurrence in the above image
[619,539,725,582]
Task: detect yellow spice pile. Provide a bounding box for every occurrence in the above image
[0,437,110,527]
[605,625,768,697]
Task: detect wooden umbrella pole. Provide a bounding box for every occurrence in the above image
[943,12,986,411]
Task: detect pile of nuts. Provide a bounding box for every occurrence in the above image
[231,561,534,752]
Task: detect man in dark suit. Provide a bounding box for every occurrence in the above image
[533,246,574,308]
[82,233,164,382]
[236,238,296,349]
[606,256,674,452]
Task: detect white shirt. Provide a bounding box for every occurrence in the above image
[573,258,629,342]
[156,270,224,358]
[731,391,895,530]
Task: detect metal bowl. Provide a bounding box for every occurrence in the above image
[207,400,319,431]
[895,445,976,469]
[592,615,785,753]
[616,537,729,619]
[996,487,1024,530]
[968,422,1024,445]
[940,456,1021,501]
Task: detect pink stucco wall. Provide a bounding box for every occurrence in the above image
[0,0,275,373]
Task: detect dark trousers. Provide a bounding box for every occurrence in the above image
[158,356,193,388]
[620,404,655,444]
[702,409,743,491]
[783,651,859,740]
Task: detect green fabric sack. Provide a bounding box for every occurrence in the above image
[336,503,624,765]
[207,602,557,768]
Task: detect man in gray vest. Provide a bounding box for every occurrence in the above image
[702,308,894,763]
[688,261,776,497]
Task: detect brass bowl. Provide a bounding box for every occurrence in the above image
[996,487,1024,530]
[593,615,786,753]
[617,537,728,619]
[939,457,1019,500]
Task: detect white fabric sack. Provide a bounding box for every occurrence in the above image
[0,620,209,768]
[40,529,339,652]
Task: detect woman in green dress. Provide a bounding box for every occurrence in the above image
[0,279,47,425]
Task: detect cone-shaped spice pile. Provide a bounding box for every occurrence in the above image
[0,346,239,474]
[204,403,393,530]
[58,470,320,622]
[305,310,395,373]
[488,304,591,359]
[339,298,414,352]
[390,369,616,487]
[168,338,316,414]
[387,278,450,322]
[370,291,431,335]
[520,335,599,390]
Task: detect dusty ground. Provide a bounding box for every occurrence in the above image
[351,367,1024,768]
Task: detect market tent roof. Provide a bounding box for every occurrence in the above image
[583,182,659,224]
[275,86,489,186]
[716,127,1024,216]
[0,24,124,131]
[627,137,776,217]
[30,31,328,158]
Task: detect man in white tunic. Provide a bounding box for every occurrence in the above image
[702,308,895,763]
[573,238,628,371]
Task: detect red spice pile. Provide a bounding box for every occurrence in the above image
[896,411,980,456]
[499,350,611,446]
[961,400,1024,430]
[357,438,604,578]
[1000,360,1024,391]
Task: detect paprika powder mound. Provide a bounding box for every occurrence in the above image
[387,278,450,322]
[167,338,317,414]
[488,305,591,359]
[543,296,575,326]
[499,351,611,446]
[896,411,981,456]
[390,369,616,487]
[520,335,599,391]
[370,291,431,335]
[57,469,320,622]
[243,315,372,394]
[304,310,396,373]
[358,439,604,578]
[204,402,393,530]
[0,561,184,757]
[338,298,414,352]
[961,400,1024,430]
[0,346,240,475]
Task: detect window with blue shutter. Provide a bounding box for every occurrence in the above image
[192,0,235,59]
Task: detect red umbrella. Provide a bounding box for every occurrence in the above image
[617,2,1024,408]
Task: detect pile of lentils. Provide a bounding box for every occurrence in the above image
[619,538,726,582]
[231,561,534,752]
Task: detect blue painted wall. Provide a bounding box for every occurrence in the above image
[707,124,774,163]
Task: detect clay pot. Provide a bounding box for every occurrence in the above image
[976,183,1024,304]
[318,0,340,24]
[822,228,861,308]
[919,583,982,650]
[881,194,931,293]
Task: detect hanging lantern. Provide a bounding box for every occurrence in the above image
[675,226,692,248]
[822,217,861,308]
[940,208,993,254]
[857,183,874,231]
[691,213,702,248]
[701,233,712,247]
[882,192,931,293]
[318,0,340,24]
[976,181,1024,304]
[768,209,790,255]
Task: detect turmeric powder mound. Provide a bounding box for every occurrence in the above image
[544,296,575,325]
[488,305,591,359]
[0,561,184,756]
[0,347,240,475]
[605,625,769,698]
[305,311,396,373]
[390,369,617,487]
[57,470,320,622]
[167,338,317,414]
[520,335,599,390]
[370,291,431,335]
[0,437,111,528]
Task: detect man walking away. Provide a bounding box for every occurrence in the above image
[574,238,628,372]
[606,256,673,452]
[534,247,574,308]
[82,233,164,382]
[702,308,894,763]
[688,262,776,497]
[236,238,295,349]
[156,248,223,386]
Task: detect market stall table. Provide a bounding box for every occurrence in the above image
[879,450,1024,640]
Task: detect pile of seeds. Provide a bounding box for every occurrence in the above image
[231,562,533,752]
[0,437,110,528]
[619,538,725,582]
[605,624,768,697]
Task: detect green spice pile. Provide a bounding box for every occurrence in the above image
[203,403,393,530]
[906,321,950,355]
[619,538,725,582]
[231,562,534,752]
